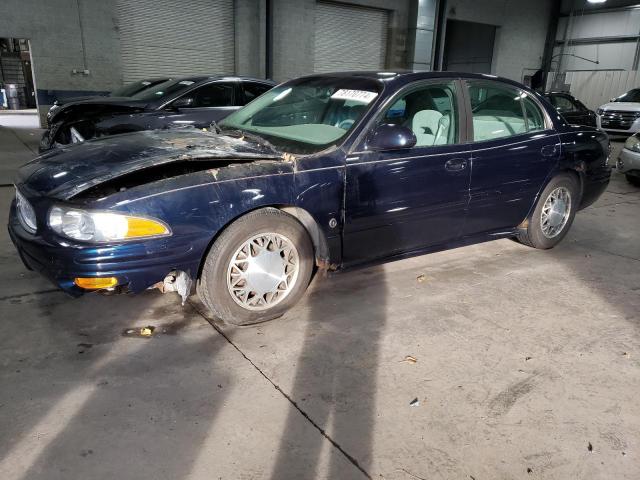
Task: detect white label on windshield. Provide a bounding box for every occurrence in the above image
[179,81,195,86]
[331,89,378,104]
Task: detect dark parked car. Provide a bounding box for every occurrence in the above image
[40,76,275,151]
[11,72,610,325]
[543,92,597,127]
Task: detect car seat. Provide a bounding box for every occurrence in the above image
[412,110,443,146]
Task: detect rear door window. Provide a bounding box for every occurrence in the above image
[468,82,547,141]
[522,95,545,132]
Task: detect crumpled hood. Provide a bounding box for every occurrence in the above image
[598,102,640,112]
[53,95,110,106]
[17,129,283,200]
[48,97,150,123]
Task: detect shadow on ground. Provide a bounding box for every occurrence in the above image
[268,267,387,479]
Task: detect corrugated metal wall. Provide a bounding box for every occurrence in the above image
[548,70,640,109]
[314,2,388,73]
[116,0,235,83]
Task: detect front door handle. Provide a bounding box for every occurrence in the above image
[445,158,468,172]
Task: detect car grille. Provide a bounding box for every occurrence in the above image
[600,110,640,130]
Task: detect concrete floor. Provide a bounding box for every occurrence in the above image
[1,126,639,480]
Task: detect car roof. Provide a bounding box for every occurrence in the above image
[171,75,275,84]
[294,70,531,89]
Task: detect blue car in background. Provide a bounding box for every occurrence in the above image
[10,71,611,325]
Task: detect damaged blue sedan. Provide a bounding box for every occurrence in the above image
[9,72,611,325]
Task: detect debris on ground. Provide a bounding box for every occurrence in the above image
[140,326,154,336]
[525,356,532,361]
[527,467,533,474]
[588,442,593,452]
[122,326,156,338]
[416,274,428,283]
[409,398,420,407]
[400,355,418,364]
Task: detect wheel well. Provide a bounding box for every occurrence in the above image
[277,206,330,264]
[518,169,584,231]
[559,168,584,199]
[195,205,329,281]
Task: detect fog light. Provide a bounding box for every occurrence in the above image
[74,277,118,289]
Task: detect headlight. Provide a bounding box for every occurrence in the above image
[47,104,60,118]
[16,190,37,233]
[48,206,171,242]
[596,108,603,116]
[625,135,640,153]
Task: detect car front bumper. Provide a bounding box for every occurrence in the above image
[617,147,640,176]
[8,201,203,296]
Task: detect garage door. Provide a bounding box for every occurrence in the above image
[116,0,235,83]
[314,2,388,73]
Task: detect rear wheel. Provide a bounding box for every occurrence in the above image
[517,173,579,249]
[197,208,314,326]
[625,174,640,187]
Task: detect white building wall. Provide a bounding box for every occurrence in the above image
[553,8,640,71]
[445,0,553,82]
[558,70,640,110]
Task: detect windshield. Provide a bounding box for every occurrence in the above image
[110,79,166,97]
[131,79,200,102]
[614,89,640,103]
[219,77,382,154]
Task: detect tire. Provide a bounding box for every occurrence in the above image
[626,174,640,187]
[517,173,580,249]
[197,208,314,326]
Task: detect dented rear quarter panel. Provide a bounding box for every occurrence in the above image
[555,124,611,209]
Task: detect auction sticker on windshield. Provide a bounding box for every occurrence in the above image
[331,89,378,104]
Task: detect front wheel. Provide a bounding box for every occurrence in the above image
[517,173,579,249]
[197,208,314,326]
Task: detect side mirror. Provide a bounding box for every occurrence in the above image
[172,96,194,109]
[367,124,417,151]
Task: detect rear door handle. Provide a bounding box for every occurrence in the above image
[541,145,558,157]
[445,158,468,172]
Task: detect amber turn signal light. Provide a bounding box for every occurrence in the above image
[74,277,118,290]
